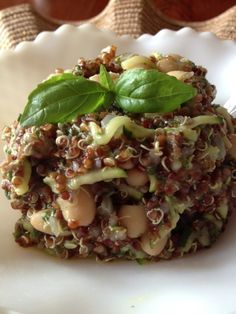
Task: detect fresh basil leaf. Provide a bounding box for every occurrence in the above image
[99,64,115,90]
[20,76,114,127]
[42,73,76,84]
[115,69,197,113]
[20,73,78,121]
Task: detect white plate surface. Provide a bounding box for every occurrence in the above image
[0,24,236,314]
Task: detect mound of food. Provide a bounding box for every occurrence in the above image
[1,46,236,261]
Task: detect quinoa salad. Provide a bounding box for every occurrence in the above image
[1,46,236,262]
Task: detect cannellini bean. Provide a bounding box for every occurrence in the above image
[168,54,182,61]
[118,205,148,238]
[121,55,155,70]
[157,57,179,73]
[228,134,236,159]
[30,210,54,235]
[118,159,134,170]
[141,233,168,256]
[89,74,99,82]
[167,70,194,81]
[57,187,96,227]
[89,72,119,83]
[126,168,149,187]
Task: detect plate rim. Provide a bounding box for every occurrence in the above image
[1,23,236,61]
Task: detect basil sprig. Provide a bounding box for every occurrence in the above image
[20,65,196,127]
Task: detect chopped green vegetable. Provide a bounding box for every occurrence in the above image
[67,167,127,190]
[216,199,228,219]
[148,174,158,193]
[182,128,198,141]
[190,115,222,128]
[89,116,155,145]
[44,176,59,194]
[118,183,143,200]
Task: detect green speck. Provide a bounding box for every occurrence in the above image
[147,166,156,175]
[7,170,13,181]
[42,208,56,222]
[136,258,148,265]
[4,190,11,199]
[123,126,133,139]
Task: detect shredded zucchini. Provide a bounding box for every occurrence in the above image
[44,176,59,194]
[206,146,220,161]
[216,199,228,219]
[164,115,221,142]
[89,116,155,145]
[118,183,143,200]
[182,128,198,141]
[190,115,222,128]
[148,174,158,193]
[68,167,127,190]
[182,232,197,253]
[204,213,223,230]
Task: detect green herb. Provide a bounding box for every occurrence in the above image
[42,208,56,223]
[20,74,113,127]
[99,64,115,90]
[4,147,12,155]
[19,68,196,127]
[42,73,76,84]
[136,258,148,265]
[147,165,157,175]
[73,65,83,76]
[17,113,22,122]
[4,190,11,200]
[115,69,196,113]
[7,170,13,181]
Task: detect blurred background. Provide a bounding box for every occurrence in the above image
[0,0,236,22]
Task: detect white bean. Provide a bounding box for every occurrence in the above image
[126,168,149,187]
[140,233,168,256]
[89,72,119,83]
[168,54,182,61]
[30,210,54,235]
[157,57,179,73]
[167,70,194,81]
[89,74,99,82]
[118,204,148,238]
[57,187,96,227]
[118,159,134,170]
[121,55,155,70]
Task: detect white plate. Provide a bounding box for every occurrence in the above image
[0,24,236,314]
